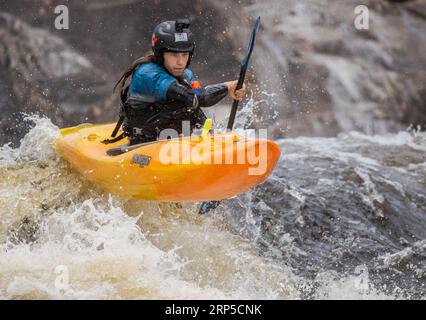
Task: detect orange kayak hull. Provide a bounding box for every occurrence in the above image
[55,123,281,201]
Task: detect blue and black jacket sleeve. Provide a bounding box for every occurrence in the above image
[166,81,228,110]
[129,64,228,110]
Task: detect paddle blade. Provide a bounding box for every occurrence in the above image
[198,201,221,215]
[241,16,261,69]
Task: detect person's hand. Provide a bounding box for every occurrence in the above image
[225,80,246,101]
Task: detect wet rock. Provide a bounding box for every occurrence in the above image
[0,10,110,146]
[0,0,238,145]
[223,0,426,137]
[1,0,425,142]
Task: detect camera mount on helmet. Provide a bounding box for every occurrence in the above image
[175,19,191,32]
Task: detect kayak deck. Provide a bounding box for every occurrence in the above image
[55,123,281,201]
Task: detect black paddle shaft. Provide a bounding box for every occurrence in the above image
[199,17,260,215]
[226,68,246,131]
[226,17,260,131]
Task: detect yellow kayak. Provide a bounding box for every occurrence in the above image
[55,123,281,201]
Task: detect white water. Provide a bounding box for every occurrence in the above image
[0,116,406,299]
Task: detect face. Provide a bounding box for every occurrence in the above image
[163,52,189,76]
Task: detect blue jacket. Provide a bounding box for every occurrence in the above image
[122,62,227,145]
[129,62,195,101]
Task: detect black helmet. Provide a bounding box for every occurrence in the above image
[151,19,195,66]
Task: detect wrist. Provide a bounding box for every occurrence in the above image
[224,81,232,92]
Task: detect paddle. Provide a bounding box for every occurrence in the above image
[199,16,261,215]
[226,16,261,131]
[106,139,174,156]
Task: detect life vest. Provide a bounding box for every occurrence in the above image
[103,76,207,145]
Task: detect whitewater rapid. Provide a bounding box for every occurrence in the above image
[0,115,424,299]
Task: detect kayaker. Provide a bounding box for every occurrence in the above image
[110,19,246,146]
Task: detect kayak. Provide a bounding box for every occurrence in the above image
[55,123,281,201]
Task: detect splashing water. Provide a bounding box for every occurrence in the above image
[1,115,423,299]
[0,116,297,299]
